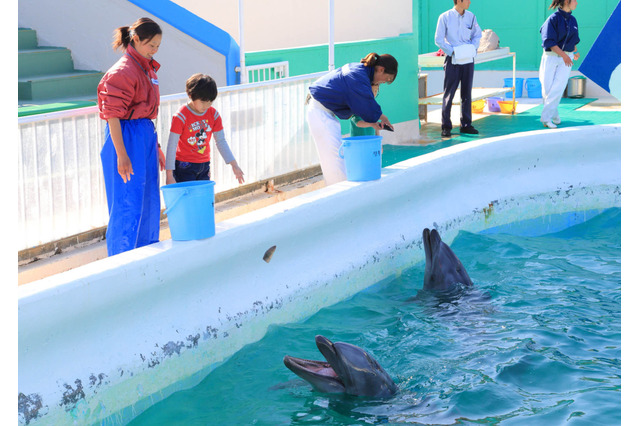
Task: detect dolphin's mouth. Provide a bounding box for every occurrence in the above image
[283,336,346,393]
[283,356,340,380]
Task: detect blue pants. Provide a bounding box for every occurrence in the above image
[101,119,160,256]
[173,160,211,182]
[441,56,474,130]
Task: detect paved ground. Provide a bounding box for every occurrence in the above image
[382,97,621,167]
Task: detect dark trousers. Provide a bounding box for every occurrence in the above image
[441,56,475,130]
[172,160,211,182]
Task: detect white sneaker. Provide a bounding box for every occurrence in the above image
[543,121,557,129]
[552,117,561,125]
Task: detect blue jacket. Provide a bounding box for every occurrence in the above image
[540,9,580,52]
[309,63,382,123]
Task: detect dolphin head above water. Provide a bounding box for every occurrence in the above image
[283,335,397,398]
[423,228,473,291]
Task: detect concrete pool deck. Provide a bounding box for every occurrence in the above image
[17,96,621,285]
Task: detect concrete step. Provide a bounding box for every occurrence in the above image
[18,70,104,101]
[19,47,75,78]
[18,28,38,50]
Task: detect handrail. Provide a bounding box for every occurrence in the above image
[127,0,241,85]
[17,72,326,124]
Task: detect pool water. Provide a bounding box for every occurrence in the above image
[130,208,621,425]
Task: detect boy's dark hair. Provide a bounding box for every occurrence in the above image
[186,73,218,102]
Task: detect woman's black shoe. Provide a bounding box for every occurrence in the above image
[441,128,451,137]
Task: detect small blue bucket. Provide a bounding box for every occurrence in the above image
[161,180,215,241]
[525,77,542,98]
[339,135,383,181]
[503,77,524,99]
[486,97,502,112]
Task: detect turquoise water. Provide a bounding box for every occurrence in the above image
[131,208,621,425]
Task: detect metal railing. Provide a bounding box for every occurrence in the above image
[18,71,325,252]
[244,61,289,83]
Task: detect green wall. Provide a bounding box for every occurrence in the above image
[244,0,619,128]
[247,34,419,132]
[418,0,620,70]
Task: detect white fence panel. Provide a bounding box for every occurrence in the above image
[18,72,325,252]
[244,61,289,83]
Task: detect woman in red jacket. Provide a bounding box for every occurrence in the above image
[97,17,165,256]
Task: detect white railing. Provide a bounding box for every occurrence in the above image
[244,61,289,83]
[17,72,325,252]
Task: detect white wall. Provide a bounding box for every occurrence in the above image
[18,0,228,95]
[18,125,621,425]
[174,0,413,52]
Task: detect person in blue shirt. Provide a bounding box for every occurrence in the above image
[306,53,397,185]
[350,84,380,137]
[435,0,482,138]
[539,0,580,129]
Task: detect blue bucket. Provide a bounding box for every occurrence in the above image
[486,97,502,112]
[339,135,383,181]
[161,180,215,241]
[525,77,542,98]
[503,77,524,99]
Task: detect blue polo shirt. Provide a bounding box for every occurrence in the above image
[309,63,382,123]
[540,8,580,52]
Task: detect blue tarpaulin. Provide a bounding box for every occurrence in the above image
[578,1,621,100]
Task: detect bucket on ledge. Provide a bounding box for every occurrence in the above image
[161,180,215,241]
[486,97,502,112]
[525,77,542,98]
[503,77,523,99]
[339,135,383,181]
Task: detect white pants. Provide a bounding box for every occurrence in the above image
[306,98,347,185]
[539,51,574,124]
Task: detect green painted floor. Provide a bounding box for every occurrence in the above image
[382,98,621,167]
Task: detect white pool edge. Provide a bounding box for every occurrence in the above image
[18,124,621,425]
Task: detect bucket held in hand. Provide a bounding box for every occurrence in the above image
[161,180,215,241]
[338,135,383,182]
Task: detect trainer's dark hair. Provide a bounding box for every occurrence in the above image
[186,73,218,102]
[549,0,570,9]
[360,53,398,80]
[112,17,162,51]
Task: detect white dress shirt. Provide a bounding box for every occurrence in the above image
[435,8,482,59]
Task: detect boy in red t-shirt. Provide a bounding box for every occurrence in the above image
[165,73,244,184]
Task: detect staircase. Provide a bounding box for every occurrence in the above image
[18,27,104,116]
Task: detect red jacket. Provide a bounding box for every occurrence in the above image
[97,45,161,121]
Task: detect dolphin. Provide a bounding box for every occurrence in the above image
[423,228,473,291]
[283,335,397,398]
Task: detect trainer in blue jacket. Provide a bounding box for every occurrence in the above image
[306,53,398,185]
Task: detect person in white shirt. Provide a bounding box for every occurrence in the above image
[435,0,482,137]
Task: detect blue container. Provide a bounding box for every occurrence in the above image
[339,135,383,181]
[503,77,524,99]
[525,77,542,98]
[161,180,215,240]
[486,97,502,112]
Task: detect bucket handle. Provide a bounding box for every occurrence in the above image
[164,189,189,216]
[338,142,345,159]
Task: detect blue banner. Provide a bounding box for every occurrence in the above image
[578,1,621,100]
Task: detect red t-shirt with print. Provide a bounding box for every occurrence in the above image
[170,105,224,163]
